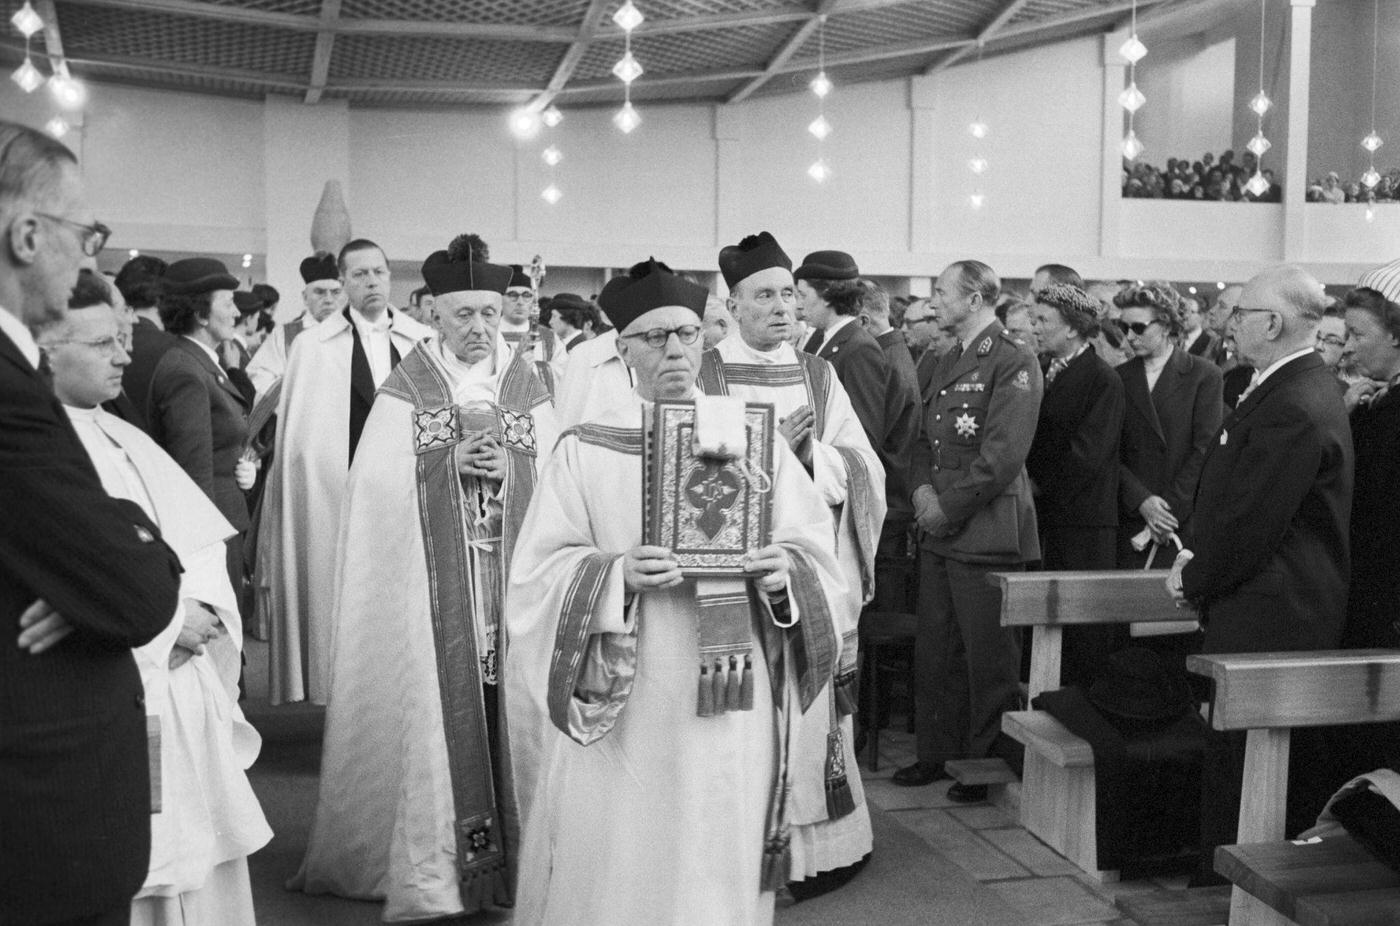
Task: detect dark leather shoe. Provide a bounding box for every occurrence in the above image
[947,782,989,803]
[891,760,948,787]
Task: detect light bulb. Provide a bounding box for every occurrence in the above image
[1246,132,1271,157]
[1362,168,1381,189]
[45,116,68,138]
[542,146,562,166]
[968,157,988,175]
[49,74,85,109]
[808,115,831,140]
[128,249,140,259]
[509,108,541,139]
[613,101,641,134]
[1362,132,1383,153]
[810,71,832,99]
[11,58,43,93]
[968,121,988,139]
[1244,171,1269,197]
[969,193,985,209]
[612,51,643,84]
[1117,82,1146,113]
[1249,91,1271,117]
[241,253,253,268]
[1121,130,1144,160]
[1366,206,1375,222]
[1119,34,1147,64]
[612,1,643,32]
[541,105,563,128]
[541,185,562,205]
[808,159,831,183]
[11,1,43,39]
[1216,282,1226,290]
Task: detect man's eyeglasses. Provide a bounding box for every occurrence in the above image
[621,325,701,348]
[1230,306,1277,321]
[1316,334,1347,349]
[46,335,124,357]
[35,213,110,257]
[1117,320,1159,336]
[504,291,535,302]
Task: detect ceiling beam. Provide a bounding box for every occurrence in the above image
[51,49,308,90]
[559,67,765,95]
[304,0,340,105]
[34,0,64,61]
[529,0,613,112]
[726,0,841,104]
[923,0,1034,76]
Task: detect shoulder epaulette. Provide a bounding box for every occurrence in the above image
[977,335,995,356]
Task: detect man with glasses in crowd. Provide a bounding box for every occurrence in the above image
[699,232,885,901]
[0,118,183,926]
[501,264,566,397]
[1166,265,1352,886]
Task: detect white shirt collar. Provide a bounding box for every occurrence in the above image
[0,305,41,369]
[823,314,856,339]
[1252,346,1317,389]
[182,334,221,366]
[729,333,795,365]
[350,306,393,334]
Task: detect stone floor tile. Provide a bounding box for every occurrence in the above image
[987,876,1120,925]
[895,809,1031,881]
[949,804,1014,830]
[983,828,1083,877]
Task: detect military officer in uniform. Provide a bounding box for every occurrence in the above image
[893,260,1043,801]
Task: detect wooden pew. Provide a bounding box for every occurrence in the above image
[1187,650,1400,926]
[987,569,1186,880]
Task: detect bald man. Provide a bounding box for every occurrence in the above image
[1166,265,1352,884]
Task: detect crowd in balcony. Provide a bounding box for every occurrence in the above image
[1123,148,1400,204]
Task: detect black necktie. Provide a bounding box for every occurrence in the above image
[36,350,54,391]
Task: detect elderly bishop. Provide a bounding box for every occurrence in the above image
[291,249,557,922]
[703,232,886,895]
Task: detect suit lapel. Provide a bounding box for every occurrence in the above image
[1123,357,1166,444]
[1229,351,1322,426]
[173,338,249,410]
[819,321,855,361]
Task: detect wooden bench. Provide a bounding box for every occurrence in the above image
[985,569,1187,881]
[1187,650,1400,926]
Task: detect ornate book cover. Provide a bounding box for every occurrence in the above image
[643,399,775,575]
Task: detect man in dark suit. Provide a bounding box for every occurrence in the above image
[896,261,1042,799]
[1026,284,1126,685]
[1113,283,1223,568]
[1167,265,1353,883]
[863,283,919,396]
[796,252,919,582]
[0,120,182,926]
[113,254,174,434]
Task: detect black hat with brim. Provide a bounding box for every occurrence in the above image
[793,249,859,282]
[232,290,263,318]
[163,258,238,296]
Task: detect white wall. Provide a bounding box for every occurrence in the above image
[1134,35,1236,163]
[2,27,1394,291]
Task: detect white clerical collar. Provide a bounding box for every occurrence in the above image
[0,305,40,369]
[62,402,100,422]
[1253,346,1317,389]
[182,334,221,366]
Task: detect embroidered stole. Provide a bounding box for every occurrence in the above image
[547,422,841,888]
[376,344,547,909]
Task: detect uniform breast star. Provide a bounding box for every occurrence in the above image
[954,412,979,438]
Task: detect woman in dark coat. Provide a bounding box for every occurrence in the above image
[147,258,253,599]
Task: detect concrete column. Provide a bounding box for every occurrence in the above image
[263,95,350,322]
[1099,33,1128,260]
[908,74,938,257]
[1283,0,1315,261]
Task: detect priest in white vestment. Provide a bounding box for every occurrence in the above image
[705,232,886,896]
[258,239,432,705]
[39,295,270,926]
[291,250,556,923]
[244,253,344,401]
[506,260,846,926]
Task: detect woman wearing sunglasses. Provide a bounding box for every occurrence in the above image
[1112,281,1224,570]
